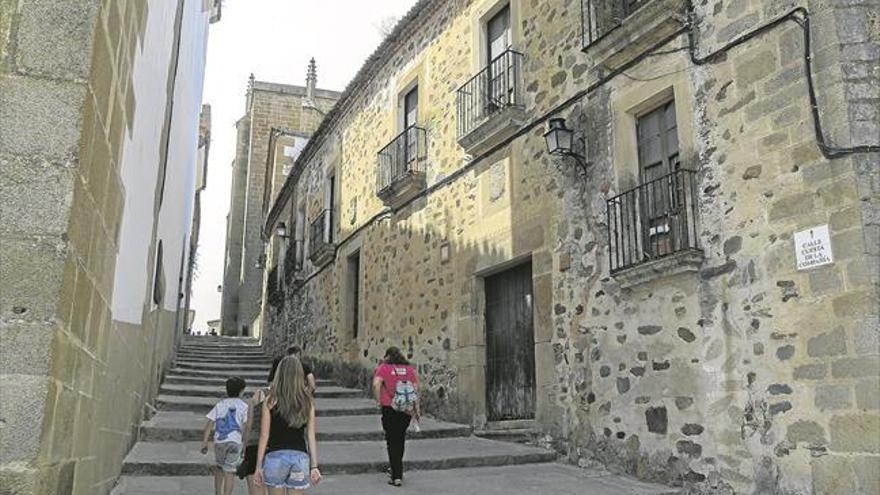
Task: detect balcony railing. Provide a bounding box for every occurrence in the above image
[284,238,304,282]
[581,0,649,47]
[456,49,524,138]
[606,168,700,273]
[377,125,427,194]
[308,209,334,266]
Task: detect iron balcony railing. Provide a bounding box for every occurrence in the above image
[456,49,524,138]
[309,209,332,255]
[284,238,304,282]
[581,0,650,47]
[606,168,700,273]
[377,125,427,194]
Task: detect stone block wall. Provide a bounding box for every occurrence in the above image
[222,81,339,336]
[1,1,212,493]
[261,0,877,493]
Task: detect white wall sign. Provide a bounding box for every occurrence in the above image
[794,225,833,271]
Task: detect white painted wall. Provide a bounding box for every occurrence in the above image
[156,1,212,312]
[112,0,212,323]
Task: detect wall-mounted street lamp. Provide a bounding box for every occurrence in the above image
[543,117,590,176]
[275,222,292,239]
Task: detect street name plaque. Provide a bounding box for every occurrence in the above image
[794,225,833,271]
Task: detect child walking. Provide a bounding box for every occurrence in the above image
[201,376,249,495]
[373,347,420,487]
[255,356,322,493]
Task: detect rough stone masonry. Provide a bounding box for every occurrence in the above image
[251,0,878,493]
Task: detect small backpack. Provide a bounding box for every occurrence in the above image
[215,407,241,441]
[390,368,418,414]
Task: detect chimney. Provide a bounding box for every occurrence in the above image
[304,58,317,107]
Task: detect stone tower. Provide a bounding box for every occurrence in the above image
[220,62,341,336]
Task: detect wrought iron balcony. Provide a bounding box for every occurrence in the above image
[309,209,335,266]
[581,0,686,70]
[606,168,701,274]
[376,125,427,207]
[456,49,524,152]
[581,0,648,47]
[284,238,304,283]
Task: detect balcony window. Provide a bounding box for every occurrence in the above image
[376,125,428,207]
[580,0,686,71]
[309,209,335,266]
[606,168,701,274]
[581,0,650,46]
[607,100,702,281]
[284,238,304,283]
[456,50,524,155]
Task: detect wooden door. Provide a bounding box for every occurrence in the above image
[485,262,536,421]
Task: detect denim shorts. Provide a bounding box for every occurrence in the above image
[263,449,311,489]
[214,442,242,473]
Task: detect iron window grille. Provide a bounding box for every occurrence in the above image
[606,168,701,273]
[376,125,428,194]
[581,0,651,47]
[456,49,524,138]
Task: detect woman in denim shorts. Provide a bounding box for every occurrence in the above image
[254,356,321,493]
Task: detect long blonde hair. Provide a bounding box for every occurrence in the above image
[270,356,312,427]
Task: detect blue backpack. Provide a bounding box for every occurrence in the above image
[215,407,241,441]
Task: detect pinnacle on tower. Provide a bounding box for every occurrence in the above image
[305,58,317,105]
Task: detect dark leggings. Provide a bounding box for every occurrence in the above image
[381,406,412,480]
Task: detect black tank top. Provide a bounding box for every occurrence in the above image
[266,407,307,453]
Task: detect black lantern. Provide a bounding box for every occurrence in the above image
[275,222,291,239]
[544,118,574,156]
[543,117,590,175]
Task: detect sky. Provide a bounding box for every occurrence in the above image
[190,0,417,332]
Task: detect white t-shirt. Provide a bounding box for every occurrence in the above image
[207,398,249,444]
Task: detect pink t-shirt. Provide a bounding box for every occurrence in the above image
[375,363,417,407]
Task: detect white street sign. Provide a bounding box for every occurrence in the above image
[794,225,833,271]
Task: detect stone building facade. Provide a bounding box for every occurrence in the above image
[261,0,878,492]
[220,65,340,336]
[0,0,219,493]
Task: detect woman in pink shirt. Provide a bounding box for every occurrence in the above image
[372,347,420,487]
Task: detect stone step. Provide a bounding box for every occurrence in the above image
[474,428,537,444]
[165,367,271,380]
[175,350,269,359]
[173,360,271,371]
[156,395,378,416]
[158,383,363,399]
[140,411,471,442]
[172,357,271,367]
[162,374,336,387]
[114,464,683,494]
[121,437,557,476]
[177,348,267,356]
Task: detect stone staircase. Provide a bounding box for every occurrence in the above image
[113,337,681,494]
